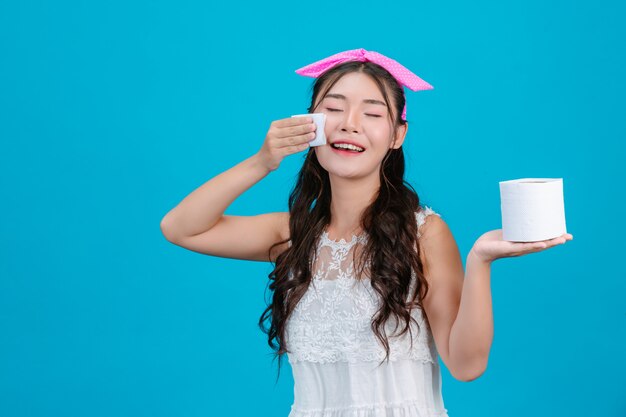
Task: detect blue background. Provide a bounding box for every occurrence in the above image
[1,0,624,416]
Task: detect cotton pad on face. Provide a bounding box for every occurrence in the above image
[291,113,327,147]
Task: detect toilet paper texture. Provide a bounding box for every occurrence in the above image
[291,113,326,147]
[499,178,567,242]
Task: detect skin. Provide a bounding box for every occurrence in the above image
[419,214,572,381]
[305,71,574,381]
[309,72,408,240]
[161,69,574,380]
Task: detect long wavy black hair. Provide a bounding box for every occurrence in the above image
[258,60,431,382]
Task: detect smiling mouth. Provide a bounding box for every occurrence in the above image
[330,144,365,153]
[330,146,365,156]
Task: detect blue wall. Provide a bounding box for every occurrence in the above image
[1,1,624,416]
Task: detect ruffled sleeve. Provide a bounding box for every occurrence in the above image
[415,205,440,238]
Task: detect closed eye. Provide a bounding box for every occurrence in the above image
[326,108,382,117]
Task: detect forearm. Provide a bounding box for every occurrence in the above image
[449,250,493,379]
[161,153,271,239]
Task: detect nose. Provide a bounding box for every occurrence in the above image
[339,108,361,133]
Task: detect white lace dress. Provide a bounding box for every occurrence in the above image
[284,206,449,417]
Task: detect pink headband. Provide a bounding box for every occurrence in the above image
[294,48,433,121]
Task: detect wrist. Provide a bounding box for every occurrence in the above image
[468,246,492,267]
[250,152,274,174]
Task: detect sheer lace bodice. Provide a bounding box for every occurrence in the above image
[286,207,441,365]
[283,206,449,417]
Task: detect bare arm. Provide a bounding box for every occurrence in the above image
[160,153,272,240]
[421,218,573,382]
[418,216,467,380]
[448,229,573,378]
[447,251,493,381]
[160,116,316,262]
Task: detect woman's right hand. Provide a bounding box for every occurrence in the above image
[256,116,317,172]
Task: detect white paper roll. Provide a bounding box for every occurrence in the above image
[499,178,567,242]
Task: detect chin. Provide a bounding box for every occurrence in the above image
[315,148,376,177]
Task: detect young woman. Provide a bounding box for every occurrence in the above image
[160,48,573,417]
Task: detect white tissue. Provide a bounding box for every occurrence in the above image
[499,178,567,242]
[291,113,326,147]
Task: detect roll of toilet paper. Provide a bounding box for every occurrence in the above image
[499,178,567,242]
[291,113,327,147]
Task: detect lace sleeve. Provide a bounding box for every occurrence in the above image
[416,205,440,238]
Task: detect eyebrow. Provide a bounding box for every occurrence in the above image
[324,93,387,107]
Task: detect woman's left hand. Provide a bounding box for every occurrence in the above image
[470,230,574,264]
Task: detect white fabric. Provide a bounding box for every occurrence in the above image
[285,206,449,417]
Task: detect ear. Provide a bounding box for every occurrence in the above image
[391,123,408,149]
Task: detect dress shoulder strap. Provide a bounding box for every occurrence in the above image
[416,205,441,237]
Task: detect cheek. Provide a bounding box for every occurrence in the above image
[322,118,340,139]
[312,147,332,169]
[367,124,393,144]
[323,114,339,129]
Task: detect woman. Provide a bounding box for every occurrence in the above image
[160,48,573,417]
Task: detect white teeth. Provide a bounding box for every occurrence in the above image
[332,143,364,152]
